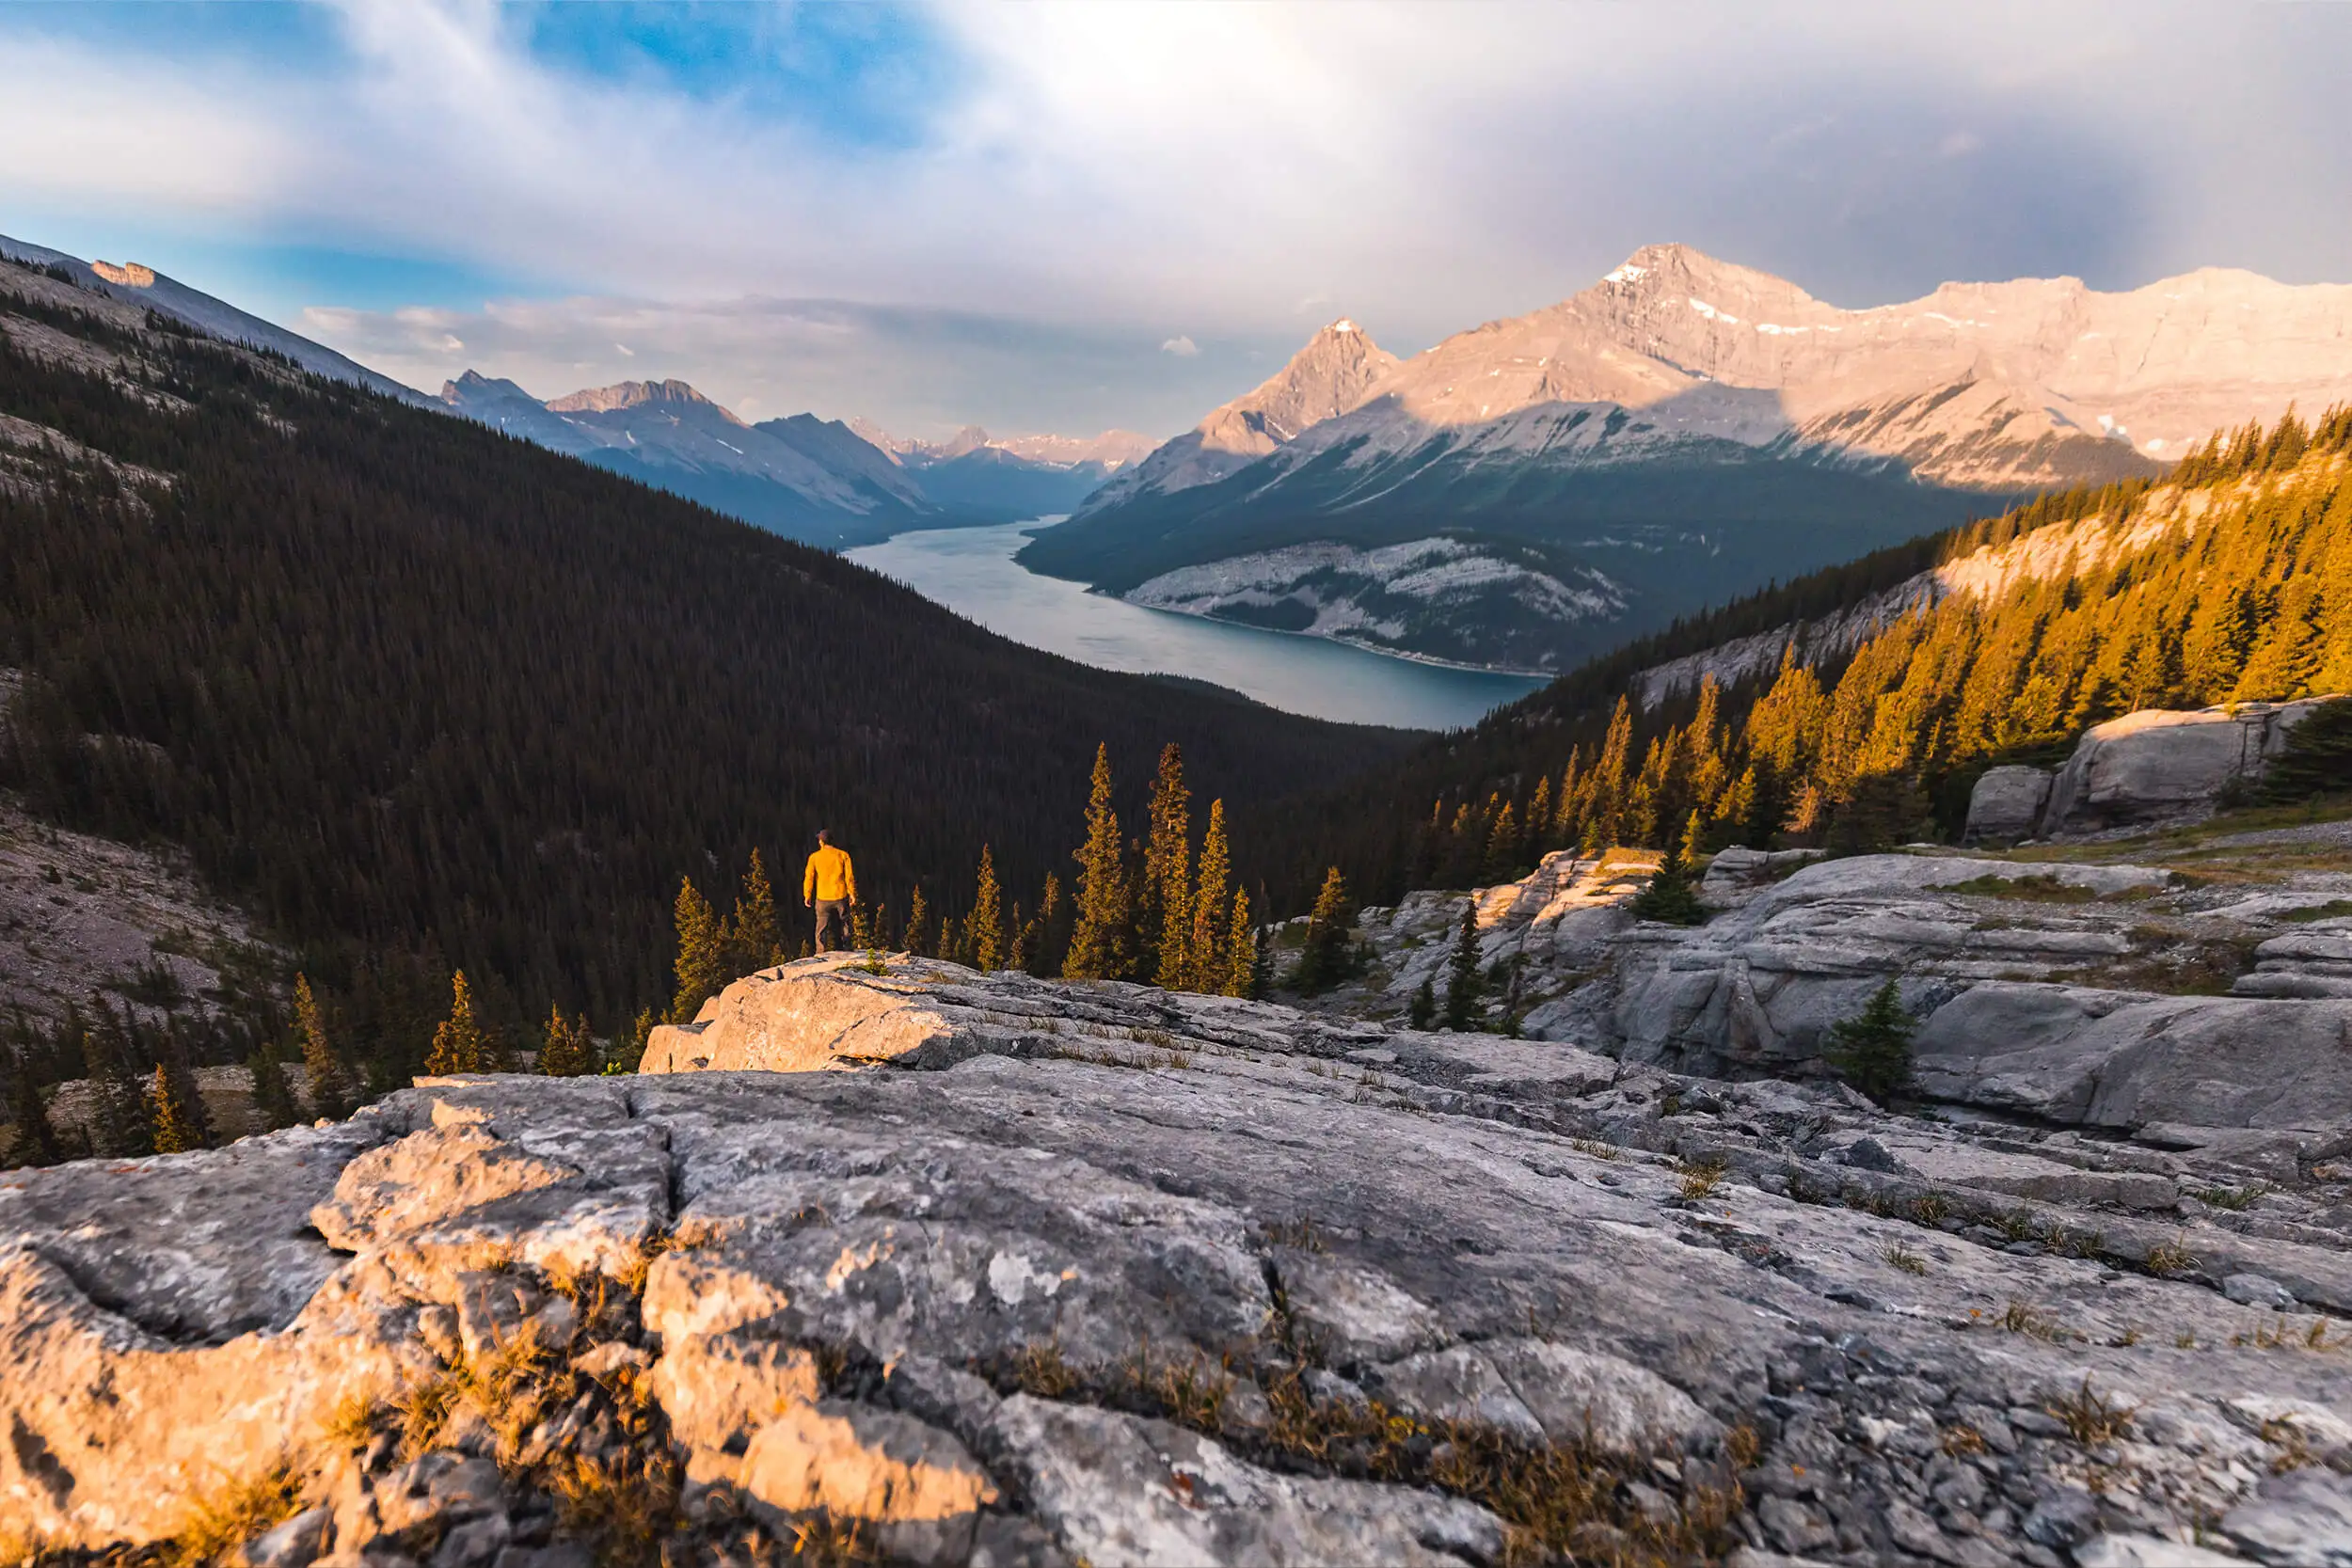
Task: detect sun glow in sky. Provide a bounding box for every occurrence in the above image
[6,1,2347,436]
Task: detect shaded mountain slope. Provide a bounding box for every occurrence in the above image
[0,258,1407,1035]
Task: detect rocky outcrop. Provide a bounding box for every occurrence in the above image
[1966,700,2340,841]
[1354,847,2352,1155]
[10,957,2352,1564]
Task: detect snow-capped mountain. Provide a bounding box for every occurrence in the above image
[440,373,929,544]
[0,232,421,403]
[841,420,1156,518]
[1024,245,2352,670]
[1073,319,1400,517]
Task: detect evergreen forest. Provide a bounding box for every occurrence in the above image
[0,262,1405,1101]
[1266,408,2352,903]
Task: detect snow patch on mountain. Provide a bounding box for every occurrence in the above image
[1126,537,1627,671]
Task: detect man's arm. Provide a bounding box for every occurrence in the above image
[844,853,857,908]
[803,855,817,907]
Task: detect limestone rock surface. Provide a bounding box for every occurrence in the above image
[7,956,2352,1565]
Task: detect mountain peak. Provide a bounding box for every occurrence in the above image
[546,378,717,415]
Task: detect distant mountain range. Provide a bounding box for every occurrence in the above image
[1023,244,2352,672]
[439,377,1150,547]
[0,231,1146,550]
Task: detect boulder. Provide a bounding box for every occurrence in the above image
[1963,765,2054,843]
[2038,700,2336,835]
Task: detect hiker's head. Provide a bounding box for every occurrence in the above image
[816,828,832,847]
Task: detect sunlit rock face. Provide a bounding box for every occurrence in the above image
[4,957,2351,1563]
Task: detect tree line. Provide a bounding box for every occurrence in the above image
[1262,407,2352,901]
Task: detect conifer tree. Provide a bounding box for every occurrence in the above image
[247,1041,299,1132]
[730,850,782,972]
[1442,900,1483,1031]
[84,1014,152,1158]
[293,974,351,1120]
[1031,873,1068,977]
[539,1005,596,1076]
[425,971,496,1075]
[1141,745,1192,985]
[3,1050,66,1168]
[1407,977,1437,1031]
[670,879,724,1022]
[1483,803,1519,883]
[1223,887,1258,998]
[904,886,934,958]
[2261,699,2352,803]
[1185,800,1233,992]
[1064,745,1135,981]
[1293,866,1358,993]
[150,1048,212,1154]
[1823,979,1915,1103]
[1629,843,1706,926]
[971,847,1006,972]
[1008,902,1035,973]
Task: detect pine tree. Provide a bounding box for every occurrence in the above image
[2261,699,2352,803]
[539,1005,596,1076]
[1185,800,1233,992]
[1407,977,1437,1031]
[1526,777,1553,859]
[150,1049,213,1154]
[84,1014,152,1158]
[1031,873,1068,976]
[425,971,497,1076]
[1629,843,1707,926]
[293,974,351,1120]
[1442,900,1483,1031]
[1142,745,1192,986]
[1293,866,1358,994]
[246,1041,299,1132]
[1008,902,1035,973]
[904,885,934,958]
[1822,979,1915,1103]
[1223,887,1258,999]
[971,847,1006,972]
[670,878,724,1022]
[1064,744,1135,981]
[1483,803,1520,883]
[730,850,782,972]
[3,1050,66,1168]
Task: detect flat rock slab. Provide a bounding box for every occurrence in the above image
[6,958,2352,1565]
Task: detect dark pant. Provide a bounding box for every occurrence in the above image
[813,898,851,953]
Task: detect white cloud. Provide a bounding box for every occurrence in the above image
[1159,335,1199,357]
[2,0,2347,432]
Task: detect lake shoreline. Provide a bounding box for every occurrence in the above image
[846,521,1546,730]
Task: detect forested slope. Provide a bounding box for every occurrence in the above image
[0,261,1406,1073]
[1266,409,2352,904]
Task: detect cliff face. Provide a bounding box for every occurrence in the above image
[6,955,2350,1564]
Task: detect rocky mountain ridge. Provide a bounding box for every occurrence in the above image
[1025,245,2352,670]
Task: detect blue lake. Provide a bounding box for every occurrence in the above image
[848,522,1549,731]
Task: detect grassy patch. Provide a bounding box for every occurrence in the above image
[2278,900,2352,924]
[2046,1379,2137,1447]
[159,1462,304,1568]
[1947,874,2101,904]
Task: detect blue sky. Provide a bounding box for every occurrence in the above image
[4,2,2347,437]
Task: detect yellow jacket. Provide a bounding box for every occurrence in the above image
[803,846,856,904]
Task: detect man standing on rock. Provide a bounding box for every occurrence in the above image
[803,829,857,953]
